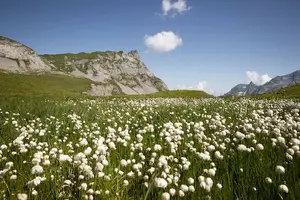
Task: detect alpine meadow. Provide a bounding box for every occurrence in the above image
[1,0,300,200]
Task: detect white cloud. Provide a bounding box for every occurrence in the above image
[246,71,272,85]
[177,81,216,95]
[162,0,191,16]
[144,31,183,53]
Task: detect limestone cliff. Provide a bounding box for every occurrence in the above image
[0,36,50,72]
[0,36,168,96]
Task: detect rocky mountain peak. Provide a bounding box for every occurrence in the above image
[0,36,50,72]
[0,36,168,96]
[128,50,140,59]
[225,70,300,96]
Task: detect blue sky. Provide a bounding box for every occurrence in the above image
[1,0,300,95]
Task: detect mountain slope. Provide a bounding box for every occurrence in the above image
[144,90,212,98]
[258,84,300,99]
[225,70,300,96]
[257,70,300,94]
[0,36,168,96]
[40,50,167,96]
[0,36,50,72]
[0,71,92,97]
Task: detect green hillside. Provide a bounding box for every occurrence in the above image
[149,90,212,98]
[118,90,212,98]
[0,72,92,98]
[257,84,300,99]
[0,72,211,99]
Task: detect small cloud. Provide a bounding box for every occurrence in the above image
[246,71,272,85]
[177,81,215,95]
[162,0,191,16]
[144,31,183,53]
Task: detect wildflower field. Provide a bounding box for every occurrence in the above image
[0,97,300,200]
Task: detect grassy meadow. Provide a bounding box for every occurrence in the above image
[0,72,300,200]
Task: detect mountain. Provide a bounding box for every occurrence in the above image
[0,36,50,72]
[0,36,168,96]
[225,70,300,96]
[259,84,300,99]
[224,84,249,96]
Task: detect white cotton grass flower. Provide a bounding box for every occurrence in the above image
[287,148,294,155]
[265,177,272,184]
[17,193,28,200]
[87,189,94,194]
[161,192,170,200]
[235,131,245,140]
[199,152,211,160]
[79,138,88,146]
[207,145,216,152]
[187,177,194,185]
[32,190,38,196]
[169,188,176,196]
[178,190,185,197]
[275,165,285,174]
[256,143,264,151]
[208,168,216,176]
[43,159,50,166]
[31,165,44,175]
[189,185,195,192]
[64,180,73,186]
[214,151,223,160]
[154,177,168,188]
[120,159,128,167]
[27,176,46,187]
[180,184,189,192]
[59,154,72,162]
[80,183,88,191]
[10,174,17,180]
[95,190,101,195]
[277,137,285,144]
[278,184,289,193]
[199,176,214,192]
[154,144,162,151]
[123,180,129,186]
[84,147,92,155]
[237,144,248,152]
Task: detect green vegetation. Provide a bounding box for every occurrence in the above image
[0,72,212,99]
[0,97,299,200]
[0,72,93,98]
[256,84,300,99]
[149,90,212,98]
[41,54,74,72]
[42,52,106,61]
[113,90,212,99]
[41,51,119,73]
[152,77,168,91]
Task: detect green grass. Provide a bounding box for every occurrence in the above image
[41,51,121,73]
[146,90,212,98]
[0,72,211,99]
[0,72,93,98]
[109,90,212,99]
[256,84,300,99]
[0,97,299,200]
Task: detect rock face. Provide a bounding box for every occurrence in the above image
[225,70,300,96]
[0,36,168,96]
[0,37,50,72]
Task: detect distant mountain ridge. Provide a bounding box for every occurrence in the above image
[0,36,168,96]
[225,70,300,96]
